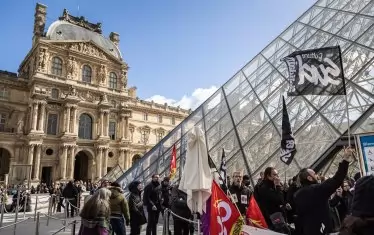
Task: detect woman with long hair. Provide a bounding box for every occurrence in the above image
[78,188,112,235]
[339,175,374,235]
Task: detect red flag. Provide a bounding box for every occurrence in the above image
[210,181,242,235]
[246,195,268,229]
[170,145,177,179]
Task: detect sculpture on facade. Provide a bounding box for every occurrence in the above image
[120,67,128,88]
[97,64,107,83]
[38,48,49,71]
[67,57,78,78]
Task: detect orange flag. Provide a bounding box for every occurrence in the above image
[210,181,243,235]
[170,145,177,179]
[246,195,268,229]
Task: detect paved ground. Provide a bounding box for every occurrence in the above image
[0,212,165,235]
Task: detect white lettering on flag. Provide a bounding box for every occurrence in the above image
[296,55,341,87]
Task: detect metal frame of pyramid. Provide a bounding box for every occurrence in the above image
[117,0,374,188]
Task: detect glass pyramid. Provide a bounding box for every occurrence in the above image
[117,0,374,188]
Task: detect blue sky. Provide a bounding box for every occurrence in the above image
[0,0,315,109]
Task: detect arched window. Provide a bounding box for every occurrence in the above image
[109,72,117,89]
[46,113,58,135]
[78,113,92,139]
[51,57,63,76]
[51,88,59,99]
[82,65,92,83]
[132,154,142,166]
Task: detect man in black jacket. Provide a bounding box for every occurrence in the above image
[171,185,192,235]
[255,167,287,233]
[143,174,162,235]
[228,171,251,216]
[294,147,354,235]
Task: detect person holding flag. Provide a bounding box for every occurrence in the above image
[294,147,354,235]
[228,171,251,216]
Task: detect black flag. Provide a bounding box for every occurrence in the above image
[280,96,296,165]
[283,46,346,96]
[219,149,227,187]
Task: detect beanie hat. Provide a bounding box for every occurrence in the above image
[128,181,141,193]
[351,175,374,218]
[354,172,361,182]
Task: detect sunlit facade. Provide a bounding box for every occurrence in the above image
[117,0,374,188]
[0,4,190,185]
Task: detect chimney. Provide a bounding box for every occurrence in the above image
[109,32,120,46]
[33,3,47,46]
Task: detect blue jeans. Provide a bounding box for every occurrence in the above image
[110,217,126,235]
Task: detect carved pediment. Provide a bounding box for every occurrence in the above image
[51,41,109,60]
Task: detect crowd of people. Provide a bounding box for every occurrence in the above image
[240,147,373,235]
[74,147,374,235]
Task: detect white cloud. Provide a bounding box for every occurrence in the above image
[146,86,218,110]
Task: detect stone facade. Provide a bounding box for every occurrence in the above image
[0,3,189,185]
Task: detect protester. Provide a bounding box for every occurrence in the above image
[128,181,147,235]
[62,181,79,217]
[143,174,162,235]
[78,188,112,235]
[339,175,374,235]
[294,147,354,235]
[228,171,251,216]
[255,167,288,233]
[109,182,130,235]
[171,184,192,235]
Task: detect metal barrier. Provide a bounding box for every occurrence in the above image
[0,192,83,235]
[162,208,200,235]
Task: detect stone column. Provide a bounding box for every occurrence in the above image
[37,102,46,131]
[28,144,35,165]
[125,150,131,170]
[99,111,104,136]
[119,116,124,139]
[69,146,76,180]
[32,103,39,131]
[105,112,110,136]
[119,149,125,170]
[33,144,41,180]
[60,146,68,179]
[70,106,77,134]
[125,117,129,139]
[96,148,103,179]
[65,106,71,133]
[102,148,108,176]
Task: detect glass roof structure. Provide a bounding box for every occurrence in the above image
[117,0,374,188]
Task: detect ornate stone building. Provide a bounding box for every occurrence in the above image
[0,4,189,185]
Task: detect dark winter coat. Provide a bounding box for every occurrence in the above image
[171,186,192,221]
[128,182,147,227]
[228,184,251,215]
[255,179,285,229]
[62,182,79,199]
[161,184,171,210]
[143,181,162,211]
[294,160,349,235]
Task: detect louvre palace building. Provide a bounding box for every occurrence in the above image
[0,3,189,185]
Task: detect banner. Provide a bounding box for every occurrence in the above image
[246,195,268,229]
[210,181,241,235]
[280,96,296,165]
[356,133,374,176]
[283,46,346,96]
[170,145,177,179]
[241,225,283,235]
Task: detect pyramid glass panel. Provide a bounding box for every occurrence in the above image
[117,0,374,187]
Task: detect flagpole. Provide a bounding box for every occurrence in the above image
[345,94,351,147]
[208,155,243,217]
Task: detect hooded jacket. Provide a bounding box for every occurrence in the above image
[108,186,130,222]
[128,181,147,226]
[295,160,349,235]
